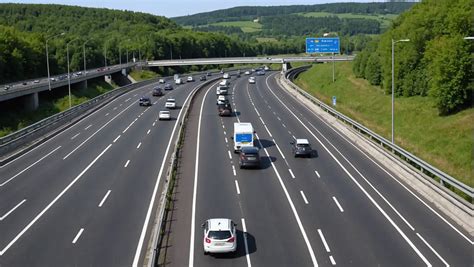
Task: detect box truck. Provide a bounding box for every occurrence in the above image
[233,122,255,152]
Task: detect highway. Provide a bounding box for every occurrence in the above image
[0,76,209,266]
[162,71,472,266]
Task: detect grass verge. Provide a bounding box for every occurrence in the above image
[0,80,117,137]
[129,69,159,81]
[294,62,473,187]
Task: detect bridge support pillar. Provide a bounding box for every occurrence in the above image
[23,92,39,111]
[282,63,288,72]
[74,80,87,90]
[104,74,113,86]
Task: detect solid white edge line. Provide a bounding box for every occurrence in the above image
[235,180,241,195]
[266,74,432,266]
[329,256,336,265]
[317,229,331,252]
[332,197,344,212]
[64,100,136,159]
[133,82,211,267]
[416,233,450,267]
[263,124,273,137]
[241,218,252,267]
[188,82,218,267]
[1,146,62,187]
[300,190,309,204]
[0,199,27,221]
[98,190,112,208]
[124,160,130,168]
[72,228,84,244]
[289,169,296,179]
[0,144,111,256]
[255,133,318,266]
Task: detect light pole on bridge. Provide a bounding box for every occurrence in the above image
[45,32,65,91]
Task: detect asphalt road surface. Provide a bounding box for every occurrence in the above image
[0,77,209,266]
[162,71,472,267]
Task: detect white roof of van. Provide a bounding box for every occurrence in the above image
[234,122,253,132]
[296,139,309,145]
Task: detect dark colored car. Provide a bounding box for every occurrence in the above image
[239,146,261,169]
[152,87,164,96]
[207,72,212,76]
[200,75,207,81]
[218,104,232,116]
[164,83,173,90]
[291,139,312,158]
[139,96,152,106]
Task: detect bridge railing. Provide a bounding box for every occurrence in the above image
[282,66,473,205]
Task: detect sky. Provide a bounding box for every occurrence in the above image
[1,0,383,18]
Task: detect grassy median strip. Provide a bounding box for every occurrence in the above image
[294,62,473,187]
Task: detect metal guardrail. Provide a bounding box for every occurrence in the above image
[0,78,158,158]
[282,66,474,202]
[147,77,221,267]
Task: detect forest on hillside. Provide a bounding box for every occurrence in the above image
[352,0,473,115]
[172,2,415,26]
[0,4,303,84]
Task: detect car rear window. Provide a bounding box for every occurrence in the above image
[297,144,310,147]
[208,230,232,240]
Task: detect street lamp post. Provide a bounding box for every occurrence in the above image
[45,32,65,91]
[67,38,80,109]
[83,38,92,76]
[463,37,474,40]
[391,38,410,144]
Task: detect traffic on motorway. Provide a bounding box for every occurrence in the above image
[0,68,471,267]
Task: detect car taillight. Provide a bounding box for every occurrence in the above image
[227,236,235,243]
[205,237,211,243]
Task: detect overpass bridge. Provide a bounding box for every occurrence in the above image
[0,56,354,110]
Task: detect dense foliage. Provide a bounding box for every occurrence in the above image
[353,0,473,115]
[0,3,297,84]
[173,2,415,26]
[260,15,381,36]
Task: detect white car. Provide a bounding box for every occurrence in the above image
[175,78,183,85]
[202,218,237,254]
[219,79,229,87]
[216,86,228,95]
[187,76,194,82]
[158,110,171,120]
[244,70,250,75]
[159,78,165,84]
[217,95,228,105]
[165,98,176,109]
[248,77,256,84]
[223,73,230,79]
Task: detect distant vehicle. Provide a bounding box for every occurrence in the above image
[239,146,261,169]
[164,83,173,90]
[207,72,212,76]
[223,73,230,79]
[76,71,82,75]
[159,78,165,84]
[165,98,176,109]
[200,75,207,81]
[220,69,224,74]
[22,82,27,85]
[202,218,237,255]
[257,70,265,76]
[4,85,11,91]
[158,110,171,120]
[216,86,228,95]
[187,76,194,82]
[264,65,270,71]
[139,96,152,106]
[291,139,313,158]
[217,103,232,116]
[33,80,40,83]
[152,87,164,96]
[175,78,183,85]
[244,70,250,75]
[233,122,255,152]
[216,95,228,105]
[219,79,230,87]
[50,77,56,82]
[248,77,256,84]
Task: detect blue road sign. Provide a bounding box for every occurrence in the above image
[306,38,340,53]
[332,96,337,106]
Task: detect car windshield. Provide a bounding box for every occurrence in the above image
[208,230,232,240]
[297,144,310,147]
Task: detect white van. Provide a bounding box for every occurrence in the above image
[175,78,183,85]
[233,122,255,152]
[219,79,229,87]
